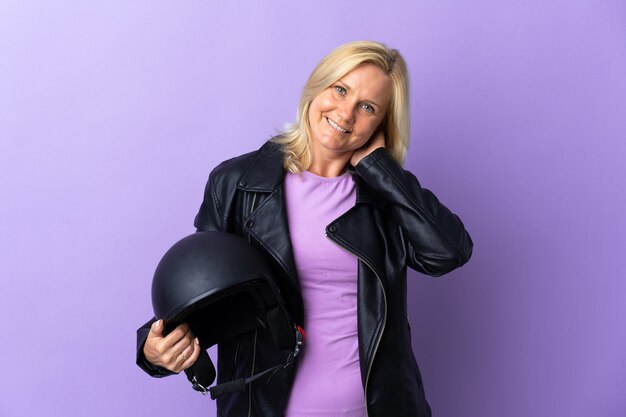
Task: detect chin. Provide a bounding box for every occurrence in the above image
[316,136,346,151]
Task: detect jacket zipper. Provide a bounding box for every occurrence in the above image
[248,329,258,417]
[362,261,387,417]
[326,233,387,417]
[247,193,258,243]
[244,189,301,416]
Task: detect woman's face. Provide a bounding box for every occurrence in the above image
[308,63,391,163]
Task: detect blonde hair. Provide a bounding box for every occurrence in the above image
[273,40,410,173]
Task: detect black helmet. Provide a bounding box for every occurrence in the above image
[150,231,304,398]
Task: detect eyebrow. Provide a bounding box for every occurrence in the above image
[335,81,383,110]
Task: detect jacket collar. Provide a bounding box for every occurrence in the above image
[237,141,285,192]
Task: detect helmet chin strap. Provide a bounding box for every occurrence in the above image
[184,349,215,395]
[184,325,306,400]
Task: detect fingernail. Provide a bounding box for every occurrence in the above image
[195,337,199,345]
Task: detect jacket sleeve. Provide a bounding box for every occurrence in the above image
[136,170,224,377]
[354,148,473,276]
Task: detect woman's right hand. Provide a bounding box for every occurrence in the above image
[143,320,201,373]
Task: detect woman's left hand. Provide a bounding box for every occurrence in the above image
[350,129,385,167]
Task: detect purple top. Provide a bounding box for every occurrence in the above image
[283,170,366,417]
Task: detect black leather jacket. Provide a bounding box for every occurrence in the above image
[136,141,473,417]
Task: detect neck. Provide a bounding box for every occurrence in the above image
[307,156,350,178]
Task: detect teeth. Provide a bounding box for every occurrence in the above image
[326,117,349,133]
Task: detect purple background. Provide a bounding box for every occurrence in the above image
[1,1,625,416]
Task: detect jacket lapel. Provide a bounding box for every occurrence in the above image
[235,142,300,293]
[328,174,387,281]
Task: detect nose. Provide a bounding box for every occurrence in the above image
[336,101,355,125]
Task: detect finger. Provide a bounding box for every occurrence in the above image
[166,329,194,355]
[169,333,195,364]
[151,325,186,355]
[172,338,196,372]
[179,339,195,361]
[149,323,191,360]
[147,319,164,339]
[176,348,190,365]
[180,338,201,371]
[162,322,190,345]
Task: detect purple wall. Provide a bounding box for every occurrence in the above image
[1,1,624,416]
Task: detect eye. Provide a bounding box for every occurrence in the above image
[334,85,347,96]
[360,103,375,114]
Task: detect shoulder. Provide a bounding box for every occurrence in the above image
[210,141,280,179]
[208,140,285,191]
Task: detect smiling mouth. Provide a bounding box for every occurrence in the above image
[326,117,351,134]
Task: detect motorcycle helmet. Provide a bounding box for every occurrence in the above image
[150,231,304,398]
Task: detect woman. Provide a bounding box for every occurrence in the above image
[137,40,473,417]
